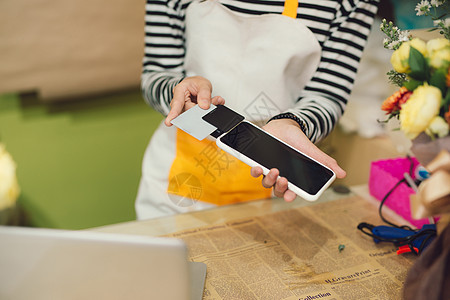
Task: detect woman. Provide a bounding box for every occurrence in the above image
[136,0,379,219]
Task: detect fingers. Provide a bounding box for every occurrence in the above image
[165,95,224,127]
[298,143,346,179]
[327,159,346,179]
[261,168,279,188]
[252,168,294,201]
[165,88,189,126]
[272,177,296,202]
[314,152,346,179]
[302,144,346,179]
[165,76,214,126]
[283,190,297,202]
[251,167,279,187]
[250,166,264,178]
[196,83,213,109]
[211,96,225,106]
[273,176,288,198]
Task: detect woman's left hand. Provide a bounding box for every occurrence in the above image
[250,118,346,202]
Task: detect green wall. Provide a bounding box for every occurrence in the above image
[0,90,163,229]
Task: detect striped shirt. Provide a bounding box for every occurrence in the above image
[142,0,379,142]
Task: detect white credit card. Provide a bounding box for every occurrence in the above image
[170,104,218,140]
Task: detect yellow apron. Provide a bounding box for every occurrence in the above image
[168,129,271,205]
[135,0,321,219]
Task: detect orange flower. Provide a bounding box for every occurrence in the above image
[381,87,412,114]
[445,105,450,126]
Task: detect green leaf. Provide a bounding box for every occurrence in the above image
[430,68,448,96]
[403,78,422,91]
[387,70,407,87]
[408,47,428,81]
[377,111,400,124]
[443,88,450,108]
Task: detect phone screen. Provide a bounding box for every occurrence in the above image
[219,122,334,195]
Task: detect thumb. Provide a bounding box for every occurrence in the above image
[196,81,213,109]
[320,155,346,179]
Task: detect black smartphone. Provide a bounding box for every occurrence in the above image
[216,120,336,201]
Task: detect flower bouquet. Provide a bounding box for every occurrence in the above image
[381,7,450,145]
[379,0,450,226]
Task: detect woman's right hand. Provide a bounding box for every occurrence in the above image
[165,76,225,126]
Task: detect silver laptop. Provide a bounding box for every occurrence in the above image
[0,226,206,300]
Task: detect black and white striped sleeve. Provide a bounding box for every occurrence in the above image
[286,0,379,143]
[141,0,191,116]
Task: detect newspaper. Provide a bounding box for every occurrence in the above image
[165,196,417,300]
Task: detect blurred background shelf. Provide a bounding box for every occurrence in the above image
[0,91,163,229]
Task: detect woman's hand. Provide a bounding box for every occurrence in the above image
[250,118,346,202]
[165,76,225,126]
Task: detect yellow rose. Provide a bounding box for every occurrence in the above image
[410,38,428,55]
[399,84,442,139]
[391,38,427,73]
[426,116,450,138]
[391,44,410,73]
[0,144,20,210]
[426,38,450,69]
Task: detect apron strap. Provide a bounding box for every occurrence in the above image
[282,0,298,18]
